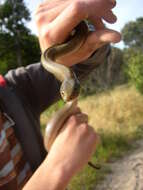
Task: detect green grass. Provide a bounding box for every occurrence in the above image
[40,85,143,189]
[40,100,64,132]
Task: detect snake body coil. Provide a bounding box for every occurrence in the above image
[41,21,101,170]
[41,21,88,150]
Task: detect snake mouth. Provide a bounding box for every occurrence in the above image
[60,78,80,102]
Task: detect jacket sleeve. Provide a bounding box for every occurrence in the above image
[4,44,110,114]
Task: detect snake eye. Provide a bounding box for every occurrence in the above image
[61,91,65,97]
[60,90,67,102]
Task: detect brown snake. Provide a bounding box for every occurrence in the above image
[41,21,100,170]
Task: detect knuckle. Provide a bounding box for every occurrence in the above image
[35,3,43,15]
[80,123,88,133]
[35,14,44,24]
[72,1,81,13]
[69,115,78,125]
[35,8,45,24]
[41,26,66,46]
[71,1,86,17]
[41,26,56,46]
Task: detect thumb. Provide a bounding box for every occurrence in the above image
[87,28,121,46]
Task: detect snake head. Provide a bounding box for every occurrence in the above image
[60,78,80,102]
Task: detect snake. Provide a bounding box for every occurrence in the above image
[41,21,100,170]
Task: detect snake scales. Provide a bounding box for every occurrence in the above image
[41,21,100,170]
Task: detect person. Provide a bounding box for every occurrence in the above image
[0,0,121,189]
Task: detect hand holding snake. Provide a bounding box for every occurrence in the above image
[36,0,121,177]
[36,0,120,67]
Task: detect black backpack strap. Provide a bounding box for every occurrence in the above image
[0,85,46,171]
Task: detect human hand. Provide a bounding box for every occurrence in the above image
[45,106,99,182]
[23,106,99,190]
[35,0,121,66]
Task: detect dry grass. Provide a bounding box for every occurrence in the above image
[79,85,143,136]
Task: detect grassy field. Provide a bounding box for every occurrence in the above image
[40,85,143,189]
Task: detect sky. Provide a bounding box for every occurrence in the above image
[25,0,143,48]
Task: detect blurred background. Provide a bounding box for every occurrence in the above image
[0,0,143,189]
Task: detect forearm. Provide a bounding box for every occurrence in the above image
[23,156,71,190]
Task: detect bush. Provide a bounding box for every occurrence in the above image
[125,51,143,93]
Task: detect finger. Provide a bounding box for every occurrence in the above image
[36,2,57,13]
[82,29,120,54]
[36,0,70,16]
[109,0,116,9]
[68,113,89,126]
[86,29,121,47]
[35,3,69,26]
[47,2,88,44]
[103,10,117,24]
[37,5,69,51]
[94,0,116,13]
[36,0,63,12]
[88,126,100,144]
[35,3,67,50]
[89,17,105,30]
[86,126,100,150]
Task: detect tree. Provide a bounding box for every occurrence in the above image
[107,47,125,85]
[122,17,143,94]
[0,0,40,74]
[122,17,143,51]
[125,51,143,93]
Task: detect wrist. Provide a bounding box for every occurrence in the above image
[23,156,73,190]
[43,156,74,189]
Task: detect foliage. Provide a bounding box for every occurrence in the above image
[122,17,143,50]
[107,47,125,85]
[0,0,30,34]
[0,0,40,74]
[122,17,143,93]
[125,51,143,93]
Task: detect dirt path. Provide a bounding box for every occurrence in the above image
[95,140,143,190]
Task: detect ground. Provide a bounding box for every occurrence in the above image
[95,140,143,190]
